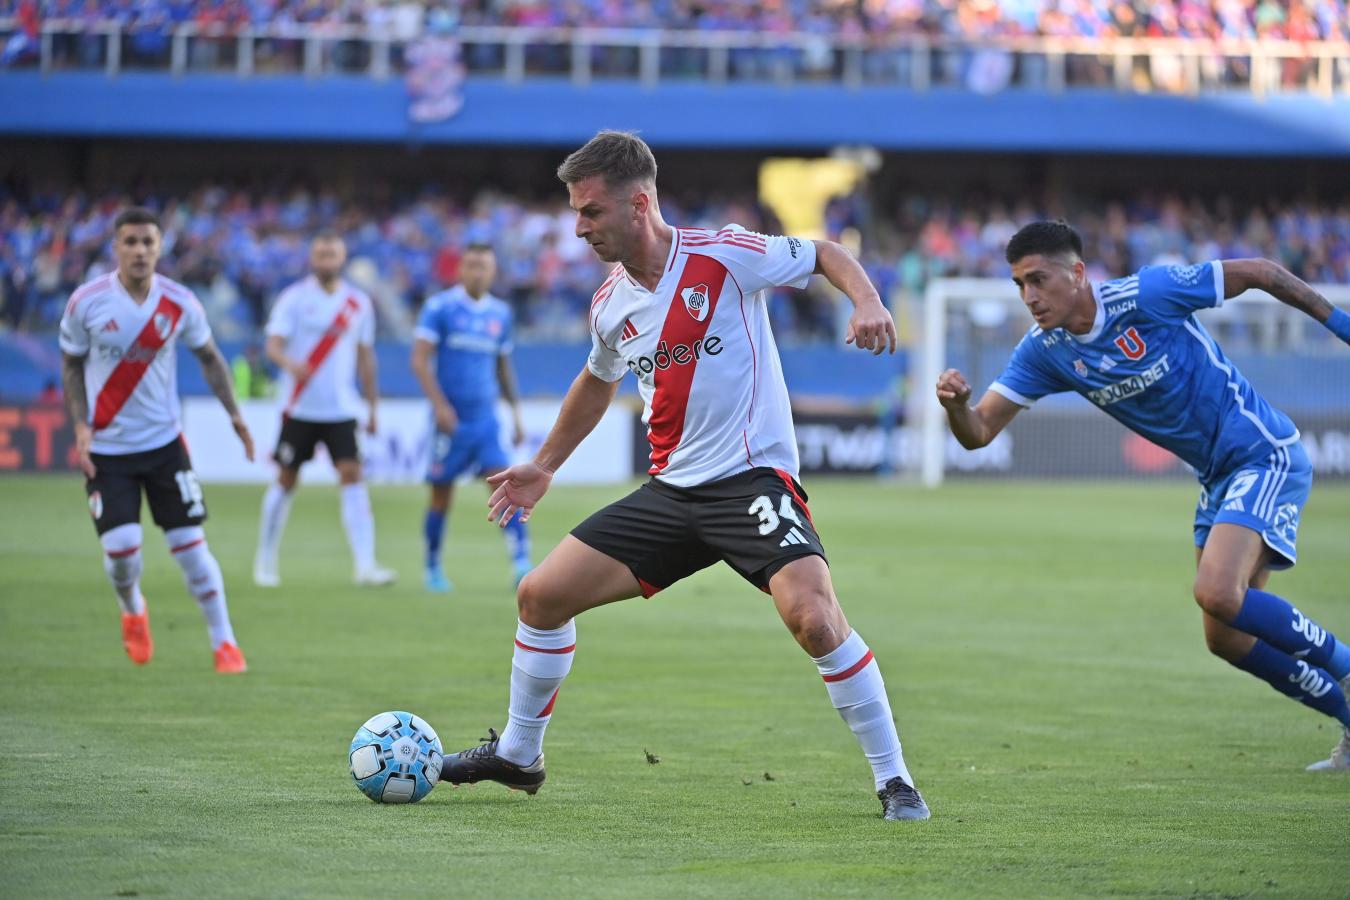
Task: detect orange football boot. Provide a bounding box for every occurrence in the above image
[121,610,153,665]
[213,642,248,674]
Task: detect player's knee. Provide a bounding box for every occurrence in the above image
[781,592,846,655]
[100,523,143,584]
[1193,573,1243,621]
[516,571,565,628]
[277,468,300,491]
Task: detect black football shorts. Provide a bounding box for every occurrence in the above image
[571,466,827,596]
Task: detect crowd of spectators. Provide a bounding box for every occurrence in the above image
[3,180,1347,344]
[2,0,1350,89]
[4,0,1347,42]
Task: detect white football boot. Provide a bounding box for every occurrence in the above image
[355,564,398,587]
[1306,674,1350,772]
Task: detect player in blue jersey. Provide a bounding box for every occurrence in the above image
[937,221,1350,771]
[411,244,529,593]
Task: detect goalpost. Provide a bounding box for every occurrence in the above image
[916,277,1350,488]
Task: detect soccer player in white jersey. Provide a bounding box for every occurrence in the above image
[437,131,930,821]
[938,220,1350,771]
[253,233,395,588]
[59,207,254,674]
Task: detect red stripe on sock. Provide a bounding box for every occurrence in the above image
[514,639,575,654]
[170,538,204,554]
[197,590,218,602]
[637,577,662,598]
[536,689,559,718]
[822,650,874,683]
[106,545,140,559]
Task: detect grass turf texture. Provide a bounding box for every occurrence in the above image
[1,474,1347,898]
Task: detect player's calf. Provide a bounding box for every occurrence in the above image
[100,523,145,616]
[167,528,244,669]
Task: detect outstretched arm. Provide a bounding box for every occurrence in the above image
[486,368,621,526]
[61,352,96,477]
[1222,258,1350,343]
[192,339,255,460]
[812,240,897,355]
[936,368,1023,450]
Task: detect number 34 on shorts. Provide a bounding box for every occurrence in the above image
[748,493,812,547]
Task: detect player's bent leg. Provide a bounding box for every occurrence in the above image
[165,526,246,674]
[254,469,298,588]
[423,482,453,593]
[1196,525,1350,737]
[101,523,151,665]
[441,538,641,792]
[336,459,395,587]
[769,556,929,820]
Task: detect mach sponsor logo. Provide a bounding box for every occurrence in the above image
[1106,299,1137,317]
[1040,333,1061,348]
[625,336,723,377]
[1086,355,1171,407]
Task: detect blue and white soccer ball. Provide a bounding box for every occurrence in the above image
[348,711,443,804]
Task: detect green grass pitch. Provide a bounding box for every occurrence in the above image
[2,475,1347,898]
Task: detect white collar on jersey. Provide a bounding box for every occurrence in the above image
[112,270,160,306]
[307,274,349,297]
[1066,282,1108,344]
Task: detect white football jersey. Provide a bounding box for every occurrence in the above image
[587,225,816,487]
[265,276,376,422]
[58,272,212,456]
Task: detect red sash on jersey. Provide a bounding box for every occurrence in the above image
[286,295,361,413]
[92,295,183,431]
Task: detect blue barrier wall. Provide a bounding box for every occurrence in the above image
[0,335,908,403]
[3,73,1350,155]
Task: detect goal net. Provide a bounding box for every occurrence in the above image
[910,277,1350,487]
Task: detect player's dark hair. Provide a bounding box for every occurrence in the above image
[1005,221,1083,264]
[557,130,658,190]
[312,229,344,244]
[463,242,494,255]
[113,207,160,232]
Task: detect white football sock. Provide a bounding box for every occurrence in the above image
[340,483,377,572]
[100,523,145,615]
[256,482,293,570]
[166,526,237,650]
[497,619,576,766]
[813,630,913,790]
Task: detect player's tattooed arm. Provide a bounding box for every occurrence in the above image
[1221,258,1336,322]
[61,352,97,477]
[192,339,256,460]
[811,240,896,355]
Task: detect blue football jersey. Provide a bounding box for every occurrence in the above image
[990,261,1299,483]
[414,286,513,420]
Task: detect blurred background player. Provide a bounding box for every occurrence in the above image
[937,220,1350,771]
[439,132,929,821]
[58,207,253,673]
[411,243,529,593]
[253,233,395,588]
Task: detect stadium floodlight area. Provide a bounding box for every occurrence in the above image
[915,277,1350,487]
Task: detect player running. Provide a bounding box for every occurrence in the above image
[438,131,930,821]
[252,233,395,588]
[937,220,1350,771]
[59,207,253,673]
[411,244,530,593]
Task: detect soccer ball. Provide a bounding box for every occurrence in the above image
[348,711,443,803]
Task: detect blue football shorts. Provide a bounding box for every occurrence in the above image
[426,415,511,484]
[1194,441,1312,570]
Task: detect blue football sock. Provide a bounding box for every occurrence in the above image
[1232,588,1350,680]
[503,515,530,567]
[1234,639,1350,729]
[424,510,446,569]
